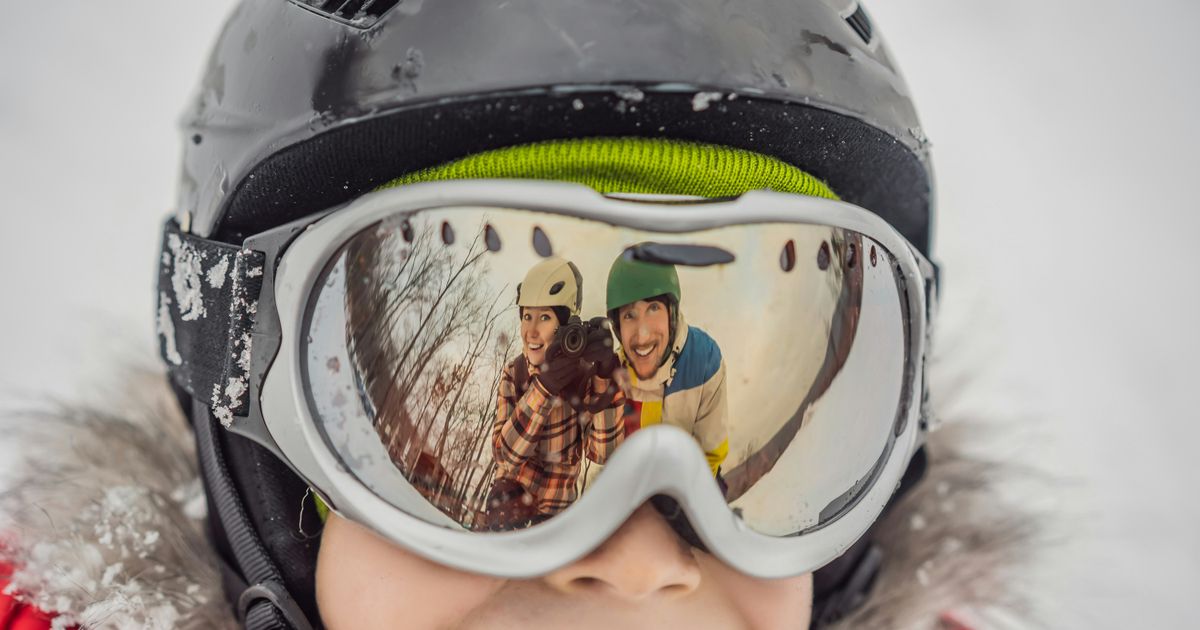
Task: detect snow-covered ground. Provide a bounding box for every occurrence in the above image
[2,2,1196,627]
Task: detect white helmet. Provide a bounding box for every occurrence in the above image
[516,257,583,316]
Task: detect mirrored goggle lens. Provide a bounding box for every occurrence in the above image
[303,206,912,536]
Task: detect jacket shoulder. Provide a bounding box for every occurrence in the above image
[0,563,60,629]
[667,326,723,395]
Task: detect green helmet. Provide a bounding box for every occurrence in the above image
[606,248,681,312]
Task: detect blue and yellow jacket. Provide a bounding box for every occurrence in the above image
[621,314,730,475]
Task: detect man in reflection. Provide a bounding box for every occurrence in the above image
[606,248,730,480]
[488,257,625,529]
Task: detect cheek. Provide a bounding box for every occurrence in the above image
[697,553,813,629]
[652,312,671,340]
[619,323,636,349]
[317,515,502,630]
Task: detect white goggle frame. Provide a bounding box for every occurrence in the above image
[253,179,934,579]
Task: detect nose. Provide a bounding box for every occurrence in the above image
[543,504,701,601]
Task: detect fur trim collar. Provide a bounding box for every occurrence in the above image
[827,421,1038,629]
[0,370,233,629]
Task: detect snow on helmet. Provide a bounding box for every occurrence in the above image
[167,1,933,627]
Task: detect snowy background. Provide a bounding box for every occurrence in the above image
[1,2,1196,627]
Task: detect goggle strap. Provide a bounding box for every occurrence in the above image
[192,391,314,630]
[811,542,884,628]
[157,219,266,425]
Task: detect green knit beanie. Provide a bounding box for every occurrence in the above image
[379,136,837,199]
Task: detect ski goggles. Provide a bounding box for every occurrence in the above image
[156,179,936,579]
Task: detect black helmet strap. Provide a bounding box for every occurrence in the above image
[191,393,319,630]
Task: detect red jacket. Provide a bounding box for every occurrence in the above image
[0,562,63,630]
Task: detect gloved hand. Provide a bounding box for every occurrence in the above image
[536,353,587,396]
[579,321,620,378]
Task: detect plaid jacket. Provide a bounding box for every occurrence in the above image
[492,357,625,515]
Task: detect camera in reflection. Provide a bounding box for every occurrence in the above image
[549,316,611,360]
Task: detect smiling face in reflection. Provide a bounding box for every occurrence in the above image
[521,306,560,367]
[617,298,672,380]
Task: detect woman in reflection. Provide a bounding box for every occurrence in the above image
[488,257,625,528]
[606,249,731,478]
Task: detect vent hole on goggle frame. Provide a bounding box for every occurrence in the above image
[400,220,414,243]
[532,226,553,257]
[846,242,857,269]
[441,221,455,245]
[870,245,878,267]
[484,224,501,252]
[780,239,797,272]
[817,241,831,271]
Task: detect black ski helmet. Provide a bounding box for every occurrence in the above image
[171,1,933,628]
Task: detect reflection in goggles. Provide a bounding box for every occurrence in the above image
[304,207,908,535]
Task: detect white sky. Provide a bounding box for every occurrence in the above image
[2,2,1196,627]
